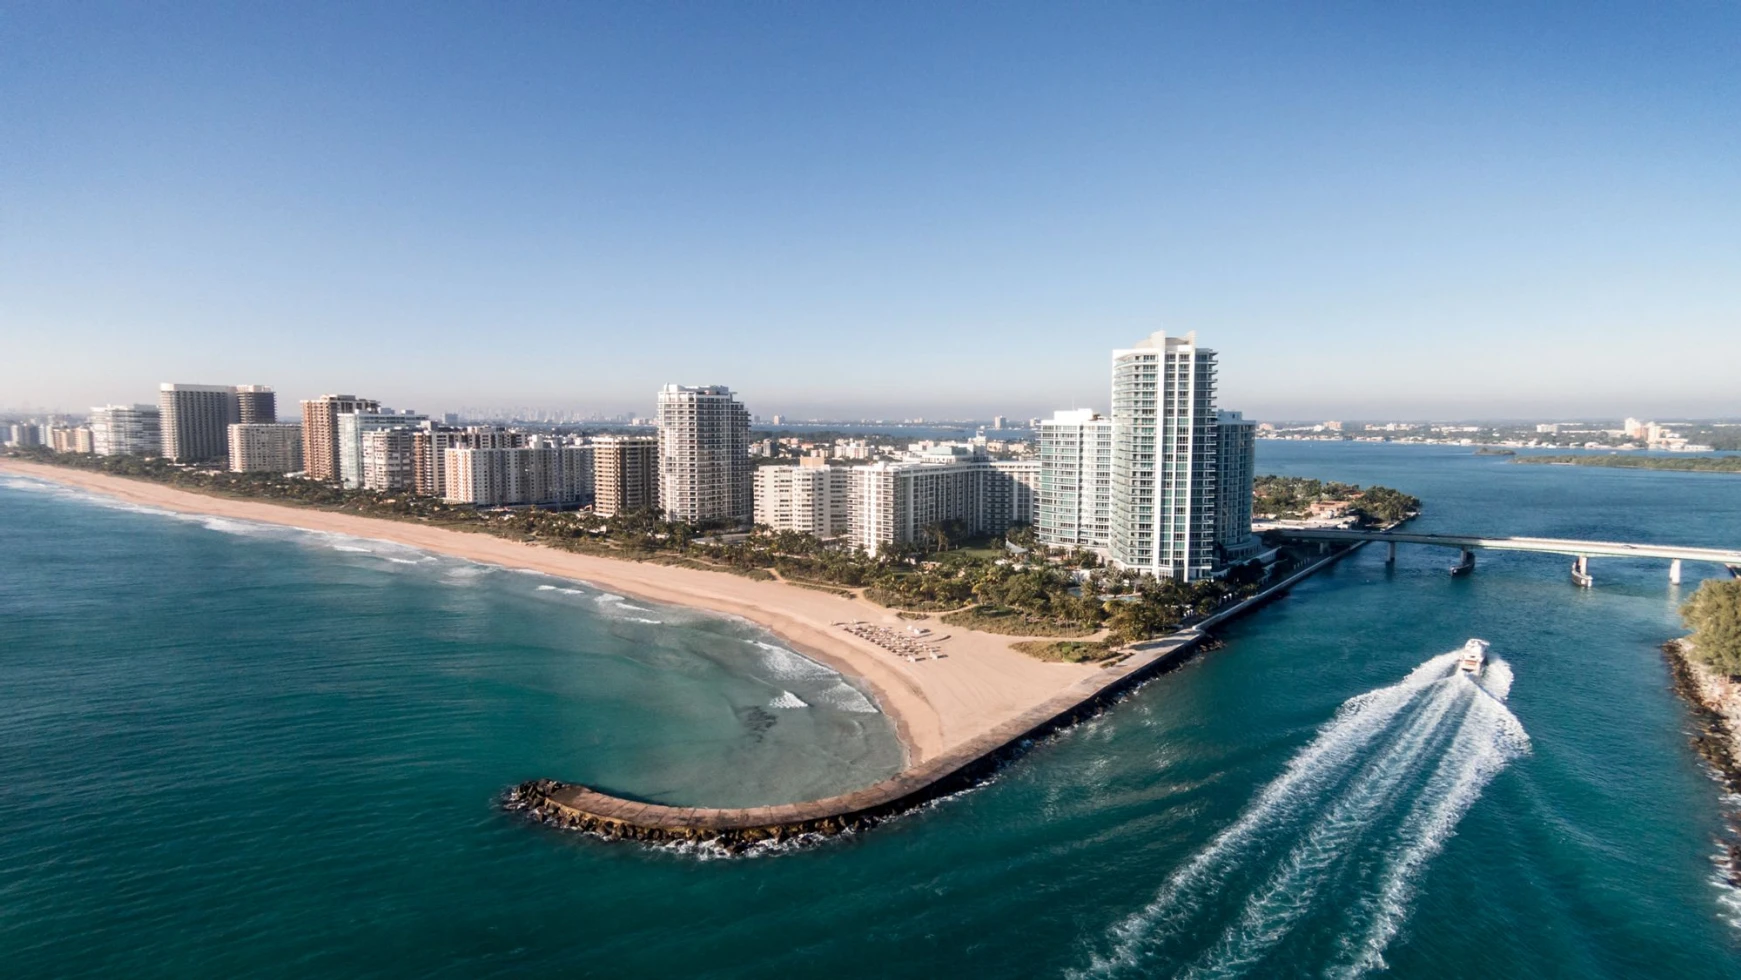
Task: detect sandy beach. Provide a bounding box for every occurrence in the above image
[0,459,1100,764]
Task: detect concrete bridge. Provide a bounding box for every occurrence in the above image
[1262,528,1741,587]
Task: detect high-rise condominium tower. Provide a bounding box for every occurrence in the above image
[592,435,660,517]
[1108,332,1219,581]
[1038,409,1114,552]
[89,404,162,457]
[754,460,851,537]
[228,423,304,474]
[337,410,427,489]
[1214,410,1258,563]
[300,395,379,482]
[159,383,239,463]
[655,385,751,525]
[234,385,277,425]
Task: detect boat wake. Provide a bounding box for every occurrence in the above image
[1075,650,1529,979]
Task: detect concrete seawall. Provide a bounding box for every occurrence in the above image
[509,543,1367,851]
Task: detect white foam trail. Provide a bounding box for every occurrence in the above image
[1077,650,1529,980]
[1329,686,1529,977]
[536,584,558,591]
[594,593,624,604]
[627,617,663,624]
[1181,679,1467,978]
[770,691,809,709]
[332,544,372,553]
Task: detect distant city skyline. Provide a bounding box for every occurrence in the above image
[3,4,1737,418]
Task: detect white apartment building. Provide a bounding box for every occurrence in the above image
[338,411,427,489]
[90,405,162,456]
[1109,332,1219,581]
[360,427,419,490]
[656,384,752,525]
[844,448,992,555]
[1214,410,1258,562]
[987,458,1041,530]
[1038,409,1113,552]
[6,423,42,448]
[443,445,593,507]
[754,461,851,537]
[159,383,239,463]
[227,423,304,474]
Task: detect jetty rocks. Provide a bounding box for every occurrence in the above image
[506,778,914,851]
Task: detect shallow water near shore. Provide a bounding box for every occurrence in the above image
[3,442,1741,977]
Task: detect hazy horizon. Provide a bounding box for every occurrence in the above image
[4,4,1737,420]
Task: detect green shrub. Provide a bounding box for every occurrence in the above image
[1682,580,1741,674]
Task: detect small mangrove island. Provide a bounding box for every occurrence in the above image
[1517,454,1741,474]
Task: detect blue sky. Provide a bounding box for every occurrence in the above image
[3,2,1736,420]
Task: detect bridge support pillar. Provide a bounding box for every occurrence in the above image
[1386,541,1397,564]
[1573,555,1592,588]
[1670,559,1683,585]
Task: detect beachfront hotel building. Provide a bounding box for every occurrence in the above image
[593,434,659,517]
[1214,410,1258,562]
[234,385,277,425]
[848,459,979,556]
[300,395,379,482]
[1037,409,1113,552]
[159,383,241,464]
[227,423,303,474]
[1108,332,1219,581]
[656,384,752,525]
[442,444,593,507]
[90,405,161,457]
[337,410,427,489]
[754,459,851,537]
[842,446,1044,555]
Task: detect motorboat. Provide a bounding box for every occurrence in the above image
[1458,638,1490,675]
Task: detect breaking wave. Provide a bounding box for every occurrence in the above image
[750,641,881,714]
[1076,649,1529,979]
[769,691,809,709]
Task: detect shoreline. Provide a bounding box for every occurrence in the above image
[0,459,1102,772]
[508,541,1371,850]
[1662,639,1741,886]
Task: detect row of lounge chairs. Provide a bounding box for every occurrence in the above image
[834,621,950,662]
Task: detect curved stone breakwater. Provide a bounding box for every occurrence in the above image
[506,546,1365,852]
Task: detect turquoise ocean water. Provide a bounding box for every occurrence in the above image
[2,442,1739,977]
